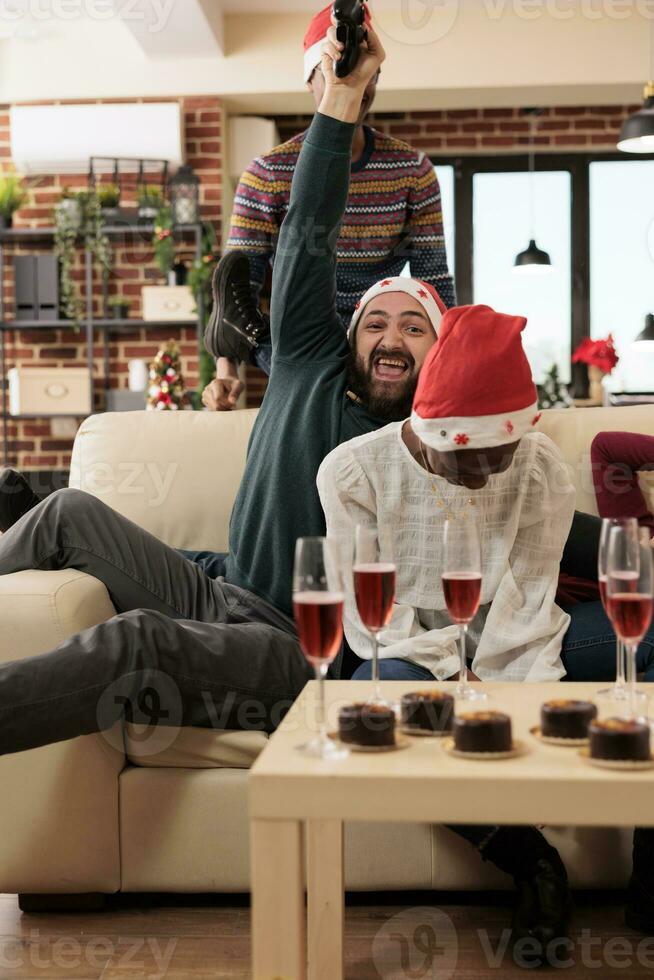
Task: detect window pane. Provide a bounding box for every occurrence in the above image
[400,163,455,280]
[590,161,654,354]
[473,171,572,383]
[435,163,455,278]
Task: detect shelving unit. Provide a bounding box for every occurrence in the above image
[0,221,205,466]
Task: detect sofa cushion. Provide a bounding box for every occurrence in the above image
[125,724,267,769]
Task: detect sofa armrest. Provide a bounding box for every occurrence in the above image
[0,569,116,661]
[0,570,123,895]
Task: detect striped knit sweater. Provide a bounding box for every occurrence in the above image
[226,125,456,324]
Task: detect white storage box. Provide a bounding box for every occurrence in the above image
[142,286,196,322]
[8,367,92,416]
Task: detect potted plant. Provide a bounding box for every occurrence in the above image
[55,187,82,229]
[54,189,112,325]
[0,172,29,229]
[108,295,130,320]
[571,335,619,406]
[138,185,165,219]
[97,183,121,221]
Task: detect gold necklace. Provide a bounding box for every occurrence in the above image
[418,441,476,521]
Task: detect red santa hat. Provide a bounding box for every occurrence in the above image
[348,276,446,339]
[303,2,373,82]
[411,305,540,451]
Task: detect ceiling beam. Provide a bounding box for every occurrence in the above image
[118,0,224,58]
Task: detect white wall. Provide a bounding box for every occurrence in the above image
[0,5,646,110]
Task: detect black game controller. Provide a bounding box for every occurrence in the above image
[332,0,368,78]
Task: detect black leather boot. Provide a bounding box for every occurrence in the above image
[204,251,269,363]
[626,828,654,934]
[0,469,42,533]
[482,827,571,968]
[511,856,571,967]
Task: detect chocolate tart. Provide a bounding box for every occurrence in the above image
[401,691,455,735]
[452,711,512,754]
[338,703,396,748]
[541,699,597,741]
[589,718,651,762]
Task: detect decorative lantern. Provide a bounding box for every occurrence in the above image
[169,164,200,225]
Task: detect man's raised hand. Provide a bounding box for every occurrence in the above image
[318,20,385,123]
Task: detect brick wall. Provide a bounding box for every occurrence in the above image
[276,103,637,153]
[243,102,635,407]
[0,96,223,471]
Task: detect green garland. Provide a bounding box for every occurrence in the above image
[153,207,175,277]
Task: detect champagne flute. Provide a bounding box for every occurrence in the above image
[597,517,638,701]
[606,525,653,718]
[442,518,487,701]
[293,537,348,760]
[353,526,397,705]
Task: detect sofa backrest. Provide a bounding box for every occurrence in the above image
[69,404,654,551]
[69,410,258,552]
[537,405,654,517]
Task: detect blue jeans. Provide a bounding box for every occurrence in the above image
[254,343,272,375]
[351,601,654,682]
[177,550,228,580]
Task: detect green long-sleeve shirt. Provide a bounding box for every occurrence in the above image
[225,113,383,616]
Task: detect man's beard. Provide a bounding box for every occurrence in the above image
[346,347,418,422]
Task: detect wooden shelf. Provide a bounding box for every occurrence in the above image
[7,413,86,420]
[1,318,199,331]
[0,222,202,243]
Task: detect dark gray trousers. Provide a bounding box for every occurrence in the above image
[0,489,313,755]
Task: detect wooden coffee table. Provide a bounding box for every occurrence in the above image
[249,680,654,980]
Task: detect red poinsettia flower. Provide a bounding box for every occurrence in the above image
[572,335,619,374]
[454,433,469,446]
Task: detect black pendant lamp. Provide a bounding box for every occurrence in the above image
[514,238,551,270]
[634,313,654,345]
[513,108,552,273]
[618,83,654,153]
[620,14,654,153]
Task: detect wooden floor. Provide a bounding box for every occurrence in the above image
[0,890,651,978]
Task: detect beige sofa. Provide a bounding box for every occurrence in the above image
[1,404,654,906]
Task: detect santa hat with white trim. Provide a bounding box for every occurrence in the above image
[303,2,373,83]
[348,276,446,340]
[411,304,541,452]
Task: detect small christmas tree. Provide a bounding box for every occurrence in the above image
[147,339,191,411]
[537,363,571,410]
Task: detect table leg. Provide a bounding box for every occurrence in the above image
[307,819,344,980]
[251,818,306,980]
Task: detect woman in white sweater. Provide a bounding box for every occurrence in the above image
[318,304,575,685]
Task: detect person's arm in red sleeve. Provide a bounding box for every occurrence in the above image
[591,431,654,534]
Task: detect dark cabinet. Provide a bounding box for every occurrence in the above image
[13,255,59,320]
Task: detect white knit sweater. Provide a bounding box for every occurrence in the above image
[317,423,576,683]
